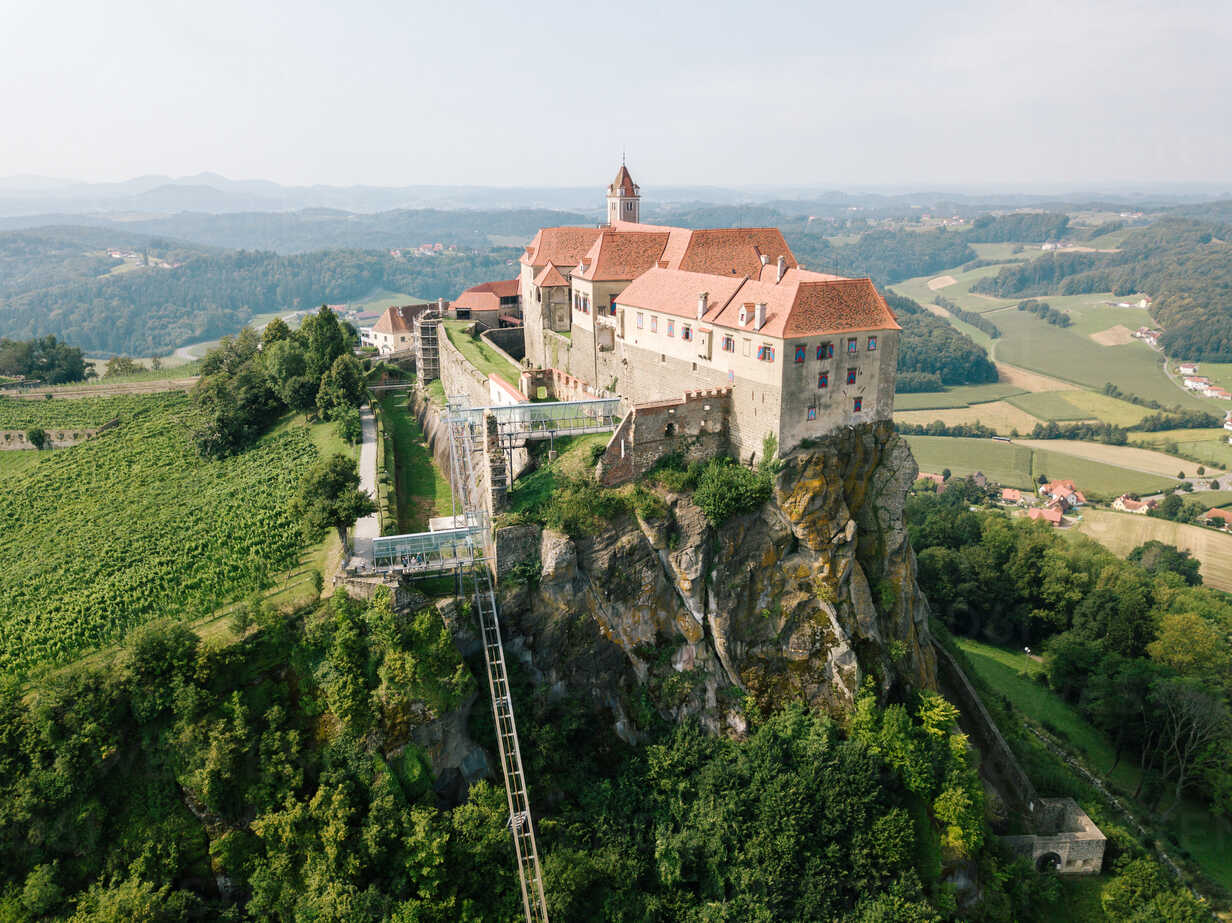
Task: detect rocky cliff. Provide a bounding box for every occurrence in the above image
[494,421,937,739]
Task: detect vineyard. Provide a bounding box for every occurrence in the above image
[0,393,316,674]
[0,393,170,429]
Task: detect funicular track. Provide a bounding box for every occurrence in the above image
[443,399,549,923]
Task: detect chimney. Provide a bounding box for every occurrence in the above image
[759,253,770,266]
[777,255,787,282]
[437,297,445,312]
[697,291,708,318]
[754,302,766,330]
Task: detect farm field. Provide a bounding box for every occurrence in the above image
[890,264,1017,314]
[894,382,1027,411]
[1014,439,1212,478]
[904,435,1177,495]
[1129,427,1232,469]
[0,450,41,480]
[1076,509,1232,592]
[904,435,1035,486]
[895,401,1041,435]
[0,393,321,675]
[0,393,175,429]
[991,309,1211,410]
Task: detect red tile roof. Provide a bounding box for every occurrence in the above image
[453,278,520,313]
[1203,507,1232,522]
[532,261,569,287]
[522,227,604,268]
[372,304,429,335]
[1001,488,1022,502]
[575,230,671,281]
[616,266,899,339]
[674,228,798,278]
[1028,507,1064,525]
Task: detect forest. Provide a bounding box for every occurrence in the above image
[0,230,519,355]
[910,481,1232,835]
[972,219,1232,359]
[0,583,1077,921]
[886,293,999,389]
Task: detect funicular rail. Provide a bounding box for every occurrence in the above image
[443,399,549,923]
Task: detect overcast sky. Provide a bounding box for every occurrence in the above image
[2,0,1229,189]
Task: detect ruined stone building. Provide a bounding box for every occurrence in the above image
[517,164,901,460]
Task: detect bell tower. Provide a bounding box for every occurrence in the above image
[606,160,640,225]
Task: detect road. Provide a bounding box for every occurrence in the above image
[351,404,380,563]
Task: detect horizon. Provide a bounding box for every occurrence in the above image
[3,0,1230,189]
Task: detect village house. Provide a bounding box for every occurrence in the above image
[363,304,432,355]
[1040,479,1086,511]
[1178,363,1199,376]
[1113,495,1156,514]
[1201,508,1232,529]
[1028,507,1064,526]
[1001,487,1024,505]
[450,279,522,326]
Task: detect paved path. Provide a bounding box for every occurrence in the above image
[352,405,380,562]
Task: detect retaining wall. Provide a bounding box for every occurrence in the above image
[439,327,492,409]
[0,417,119,450]
[482,326,526,363]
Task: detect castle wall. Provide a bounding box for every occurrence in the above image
[481,326,525,362]
[439,327,493,409]
[596,388,732,487]
[519,367,608,403]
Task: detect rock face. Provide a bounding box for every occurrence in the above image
[497,421,936,738]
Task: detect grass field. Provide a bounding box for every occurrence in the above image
[378,393,452,533]
[443,320,521,382]
[507,433,610,516]
[891,264,1018,314]
[1129,428,1232,470]
[957,635,1232,891]
[1006,390,1151,426]
[895,400,1042,435]
[1015,439,1212,479]
[904,435,1177,495]
[352,289,429,314]
[1077,509,1232,592]
[904,435,1036,486]
[894,382,1028,411]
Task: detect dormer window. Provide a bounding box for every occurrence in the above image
[738,307,748,326]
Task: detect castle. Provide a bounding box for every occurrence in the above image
[517,164,900,460]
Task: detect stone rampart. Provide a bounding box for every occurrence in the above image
[481,326,526,363]
[1002,798,1106,874]
[596,388,731,487]
[439,327,492,409]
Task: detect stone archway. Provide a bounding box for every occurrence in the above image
[1036,852,1062,873]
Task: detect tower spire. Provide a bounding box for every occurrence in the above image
[606,159,640,225]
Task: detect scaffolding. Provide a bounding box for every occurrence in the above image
[415,310,441,383]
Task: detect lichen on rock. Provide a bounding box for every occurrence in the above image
[495,421,936,738]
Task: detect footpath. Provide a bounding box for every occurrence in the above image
[351,404,380,562]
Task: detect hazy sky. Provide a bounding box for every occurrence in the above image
[2,0,1230,188]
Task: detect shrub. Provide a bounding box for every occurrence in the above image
[336,406,362,445]
[693,458,772,525]
[543,476,630,537]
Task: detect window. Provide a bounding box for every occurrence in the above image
[721,335,735,352]
[609,294,617,316]
[757,344,775,362]
[794,345,806,363]
[807,407,817,421]
[667,319,675,337]
[742,338,750,356]
[738,307,748,325]
[682,325,693,341]
[867,335,878,351]
[818,372,828,389]
[650,316,658,332]
[847,337,858,353]
[853,397,863,412]
[846,367,857,384]
[817,342,833,360]
[637,313,644,329]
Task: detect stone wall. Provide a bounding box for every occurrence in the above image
[1002,799,1107,874]
[0,417,118,450]
[933,641,1042,824]
[596,388,732,487]
[519,367,610,403]
[439,326,492,408]
[481,326,526,363]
